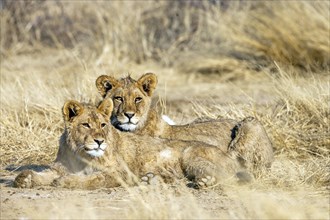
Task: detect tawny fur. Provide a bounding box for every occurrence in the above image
[95,73,274,173]
[14,99,244,189]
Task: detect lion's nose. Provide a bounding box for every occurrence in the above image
[124,112,135,119]
[94,139,104,146]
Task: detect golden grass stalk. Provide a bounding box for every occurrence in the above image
[2,1,329,73]
[217,1,330,71]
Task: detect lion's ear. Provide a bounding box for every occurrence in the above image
[95,75,120,98]
[62,100,84,122]
[137,73,158,96]
[98,98,113,120]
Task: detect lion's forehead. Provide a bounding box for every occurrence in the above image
[88,111,104,123]
[75,109,106,125]
[119,76,136,86]
[113,87,145,99]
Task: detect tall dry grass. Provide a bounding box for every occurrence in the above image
[1,1,329,72]
[215,1,330,72]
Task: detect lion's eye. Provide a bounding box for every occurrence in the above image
[114,96,123,102]
[101,123,107,128]
[135,97,142,103]
[82,123,90,128]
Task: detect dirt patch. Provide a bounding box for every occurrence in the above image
[1,170,329,219]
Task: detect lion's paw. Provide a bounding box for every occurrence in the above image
[14,170,34,188]
[51,177,63,187]
[196,175,217,188]
[140,172,158,185]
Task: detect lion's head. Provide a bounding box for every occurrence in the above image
[95,73,157,132]
[62,99,113,158]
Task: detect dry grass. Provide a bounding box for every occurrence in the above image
[0,1,329,219]
[217,1,330,71]
[1,1,329,71]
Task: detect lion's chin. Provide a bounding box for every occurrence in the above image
[85,149,104,157]
[118,123,137,131]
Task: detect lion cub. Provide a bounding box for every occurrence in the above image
[14,99,244,189]
[96,73,274,173]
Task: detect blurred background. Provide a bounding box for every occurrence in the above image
[1,0,329,74]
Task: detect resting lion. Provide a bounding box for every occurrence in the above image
[96,73,274,172]
[14,99,246,189]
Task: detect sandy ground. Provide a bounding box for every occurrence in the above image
[1,170,329,219]
[0,169,234,219]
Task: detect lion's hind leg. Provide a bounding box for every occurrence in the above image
[181,146,226,188]
[229,117,274,174]
[184,158,218,188]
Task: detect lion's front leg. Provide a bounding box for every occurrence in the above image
[52,172,107,189]
[14,169,60,188]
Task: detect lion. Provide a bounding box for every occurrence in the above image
[14,100,119,189]
[14,99,247,189]
[96,73,274,173]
